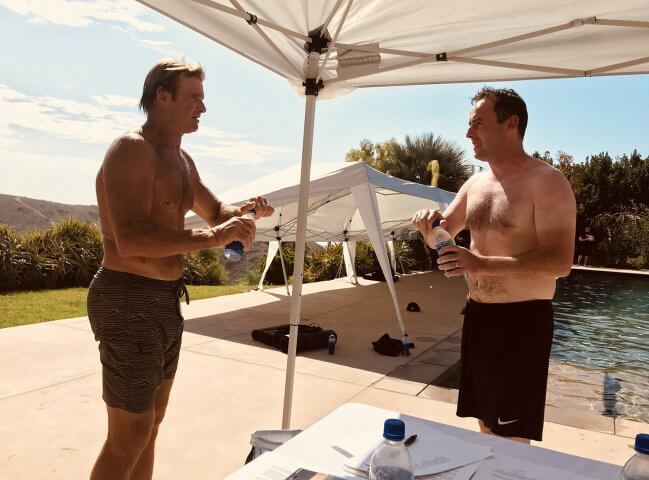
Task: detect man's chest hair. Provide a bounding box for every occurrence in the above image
[465,179,531,233]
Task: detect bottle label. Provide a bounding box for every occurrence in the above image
[435,239,456,252]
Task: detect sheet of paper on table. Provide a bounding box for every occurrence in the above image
[474,455,599,480]
[337,422,492,477]
[418,461,482,480]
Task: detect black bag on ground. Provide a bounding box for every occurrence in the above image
[372,333,404,356]
[251,324,336,354]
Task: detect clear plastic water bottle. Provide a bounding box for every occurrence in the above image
[369,419,414,480]
[223,211,255,261]
[431,218,455,253]
[621,434,649,479]
[431,218,469,286]
[328,333,337,355]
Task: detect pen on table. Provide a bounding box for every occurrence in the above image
[404,434,417,447]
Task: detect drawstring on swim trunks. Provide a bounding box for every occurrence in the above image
[178,279,190,305]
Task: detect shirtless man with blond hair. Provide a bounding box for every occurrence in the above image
[413,87,576,443]
[88,59,273,480]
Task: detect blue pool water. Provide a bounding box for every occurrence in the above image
[552,270,649,422]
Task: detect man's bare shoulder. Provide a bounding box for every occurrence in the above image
[104,131,155,170]
[179,148,198,169]
[527,158,574,199]
[460,170,487,191]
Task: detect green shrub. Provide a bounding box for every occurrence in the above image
[0,225,28,291]
[240,268,262,286]
[260,243,295,285]
[393,239,432,272]
[591,210,649,269]
[184,248,228,285]
[1,219,230,292]
[51,219,103,287]
[354,242,379,276]
[256,239,436,286]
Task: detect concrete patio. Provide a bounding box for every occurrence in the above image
[0,272,643,479]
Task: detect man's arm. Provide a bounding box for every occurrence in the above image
[102,137,223,257]
[440,168,576,278]
[412,174,475,247]
[183,150,274,225]
[442,174,476,237]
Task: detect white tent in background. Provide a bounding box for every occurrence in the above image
[187,160,455,302]
[136,0,649,428]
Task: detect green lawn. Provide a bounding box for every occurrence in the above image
[0,284,252,329]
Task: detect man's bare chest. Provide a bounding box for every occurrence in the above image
[152,151,194,214]
[465,182,532,233]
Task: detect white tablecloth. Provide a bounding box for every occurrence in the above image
[227,403,621,479]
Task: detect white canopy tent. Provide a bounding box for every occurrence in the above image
[136,0,649,428]
[187,160,455,297]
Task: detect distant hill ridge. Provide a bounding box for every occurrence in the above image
[0,194,99,234]
[0,194,267,281]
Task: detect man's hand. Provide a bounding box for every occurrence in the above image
[239,196,274,220]
[213,216,256,251]
[412,209,447,247]
[437,245,485,278]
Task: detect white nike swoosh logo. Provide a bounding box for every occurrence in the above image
[497,417,519,425]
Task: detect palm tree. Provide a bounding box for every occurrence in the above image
[346,133,470,191]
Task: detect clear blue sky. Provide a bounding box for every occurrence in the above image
[1,1,648,205]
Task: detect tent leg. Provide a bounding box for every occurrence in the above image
[351,184,408,347]
[398,254,406,275]
[278,242,290,296]
[282,87,318,429]
[394,241,407,274]
[258,241,280,291]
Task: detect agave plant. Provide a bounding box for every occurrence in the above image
[0,225,29,291]
[51,219,103,286]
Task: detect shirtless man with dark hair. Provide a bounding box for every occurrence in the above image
[88,59,274,480]
[413,87,576,443]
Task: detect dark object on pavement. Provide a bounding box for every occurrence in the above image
[252,324,336,354]
[407,302,421,312]
[372,333,404,357]
[362,270,400,282]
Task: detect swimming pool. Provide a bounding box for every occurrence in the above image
[551,270,649,423]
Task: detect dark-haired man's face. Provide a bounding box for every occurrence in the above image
[466,98,508,161]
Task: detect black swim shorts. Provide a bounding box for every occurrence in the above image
[87,268,187,413]
[456,298,554,441]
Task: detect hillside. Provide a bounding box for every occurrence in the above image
[0,194,99,234]
[0,193,267,282]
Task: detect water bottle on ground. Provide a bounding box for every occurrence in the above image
[223,210,255,261]
[328,333,337,355]
[369,419,414,480]
[621,434,649,479]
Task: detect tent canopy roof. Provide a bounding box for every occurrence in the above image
[187,161,456,242]
[137,0,649,98]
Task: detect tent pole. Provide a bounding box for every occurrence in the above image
[282,52,320,429]
[278,241,290,296]
[258,241,280,291]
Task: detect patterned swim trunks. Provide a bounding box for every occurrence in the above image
[87,268,188,413]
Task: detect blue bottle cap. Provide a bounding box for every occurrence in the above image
[224,241,244,261]
[383,419,405,441]
[431,218,441,228]
[635,434,649,454]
